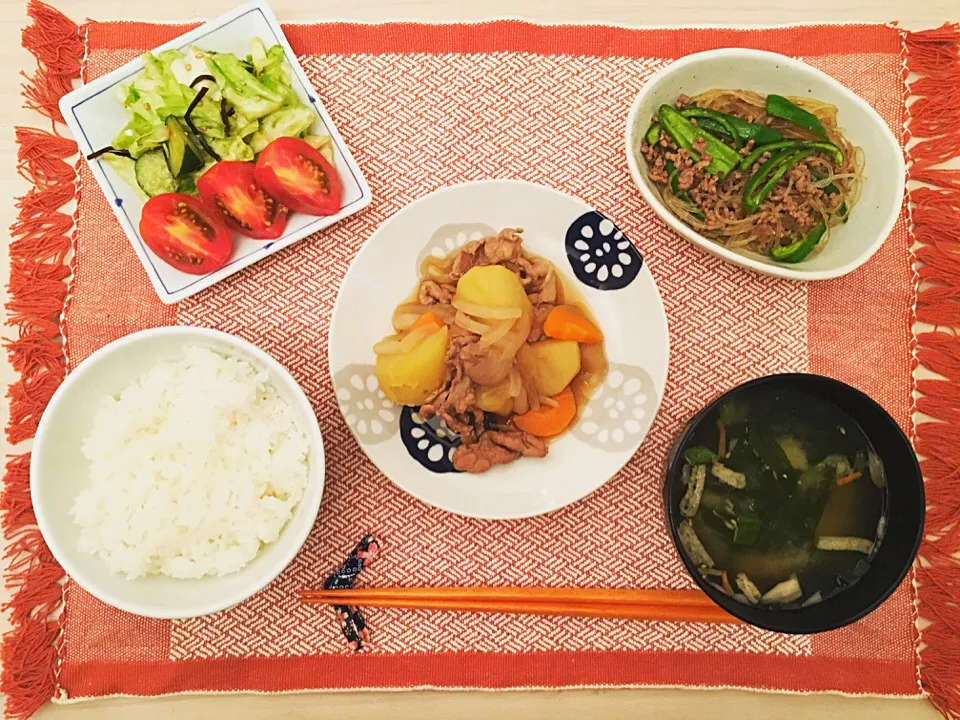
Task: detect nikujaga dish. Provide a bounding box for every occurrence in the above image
[374,228,609,473]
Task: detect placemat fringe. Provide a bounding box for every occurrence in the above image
[3,2,80,718]
[904,22,960,720]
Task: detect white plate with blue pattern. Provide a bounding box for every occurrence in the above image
[59,0,371,304]
[329,180,669,519]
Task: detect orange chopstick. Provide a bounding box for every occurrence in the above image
[300,586,715,606]
[298,587,740,624]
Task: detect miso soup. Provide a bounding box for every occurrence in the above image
[675,388,887,608]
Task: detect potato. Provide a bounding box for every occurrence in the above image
[475,376,514,415]
[456,265,528,309]
[521,339,581,397]
[376,326,449,406]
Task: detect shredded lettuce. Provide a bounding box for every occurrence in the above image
[209,135,255,162]
[249,106,316,152]
[206,52,284,120]
[189,96,226,140]
[114,124,170,159]
[98,37,318,198]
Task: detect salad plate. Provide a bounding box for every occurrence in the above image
[59,0,371,303]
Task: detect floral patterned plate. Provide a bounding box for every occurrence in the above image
[329,180,669,519]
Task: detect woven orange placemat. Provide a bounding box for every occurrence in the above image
[6,2,960,718]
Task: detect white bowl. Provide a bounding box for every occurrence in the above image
[329,180,669,520]
[624,49,905,281]
[31,327,325,619]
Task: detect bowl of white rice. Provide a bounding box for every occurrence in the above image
[31,327,325,619]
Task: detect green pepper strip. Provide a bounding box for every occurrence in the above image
[658,105,740,177]
[684,445,719,465]
[665,160,705,221]
[726,116,783,146]
[739,140,843,172]
[678,108,742,149]
[733,514,761,546]
[766,94,829,141]
[743,148,817,214]
[645,123,661,146]
[678,108,783,146]
[689,116,732,139]
[769,221,827,263]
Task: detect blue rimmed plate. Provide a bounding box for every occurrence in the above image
[58,0,371,304]
[329,180,669,519]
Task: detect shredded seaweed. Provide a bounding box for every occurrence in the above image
[184,86,221,161]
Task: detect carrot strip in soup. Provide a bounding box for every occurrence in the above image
[837,471,862,487]
[543,306,603,344]
[514,386,577,437]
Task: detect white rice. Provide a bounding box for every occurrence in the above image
[71,346,309,580]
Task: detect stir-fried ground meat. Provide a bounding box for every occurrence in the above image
[646,153,671,184]
[638,92,857,254]
[677,138,712,191]
[638,136,846,252]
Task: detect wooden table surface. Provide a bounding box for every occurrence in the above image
[1,0,954,717]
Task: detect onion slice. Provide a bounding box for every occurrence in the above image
[507,370,522,398]
[373,325,435,355]
[455,311,490,336]
[451,298,522,320]
[392,303,431,331]
[373,338,404,355]
[479,318,515,348]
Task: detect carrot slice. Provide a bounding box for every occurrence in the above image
[837,471,862,487]
[514,386,577,437]
[410,311,445,333]
[543,306,602,344]
[721,571,733,595]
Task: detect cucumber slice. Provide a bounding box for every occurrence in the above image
[134,148,177,197]
[102,153,149,200]
[164,117,204,177]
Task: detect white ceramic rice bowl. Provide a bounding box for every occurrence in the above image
[31,327,325,619]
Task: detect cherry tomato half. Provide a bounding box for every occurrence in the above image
[254,137,343,216]
[139,193,232,275]
[197,161,289,240]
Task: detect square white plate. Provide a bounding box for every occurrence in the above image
[59,0,371,304]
